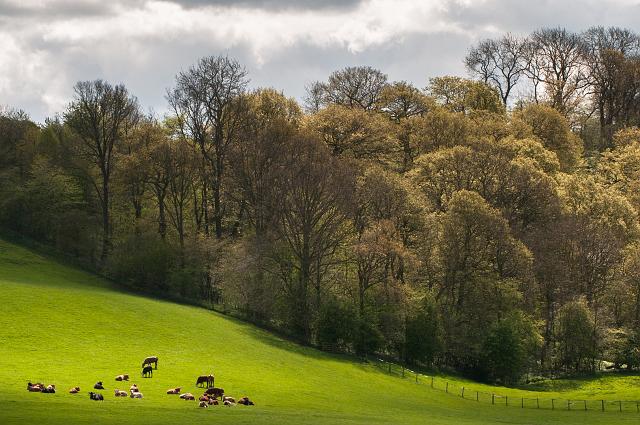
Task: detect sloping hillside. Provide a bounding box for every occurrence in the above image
[0,237,635,425]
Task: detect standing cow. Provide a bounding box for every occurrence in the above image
[141,356,158,370]
[142,366,153,378]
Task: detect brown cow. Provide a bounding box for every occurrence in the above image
[141,356,158,370]
[115,374,130,381]
[208,398,219,405]
[166,387,181,394]
[223,396,235,403]
[180,393,195,400]
[205,387,224,399]
[27,383,43,392]
[114,389,127,397]
[69,387,80,394]
[238,396,255,406]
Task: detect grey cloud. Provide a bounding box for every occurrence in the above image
[446,0,640,36]
[166,0,363,11]
[0,0,116,18]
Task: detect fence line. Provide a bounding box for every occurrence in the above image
[374,360,640,414]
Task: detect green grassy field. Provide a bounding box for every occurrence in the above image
[0,237,639,424]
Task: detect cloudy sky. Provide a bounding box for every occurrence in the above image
[1,0,640,122]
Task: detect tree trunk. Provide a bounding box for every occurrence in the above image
[100,175,111,266]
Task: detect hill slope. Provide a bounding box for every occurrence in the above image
[0,237,637,425]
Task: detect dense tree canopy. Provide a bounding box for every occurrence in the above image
[3,26,640,384]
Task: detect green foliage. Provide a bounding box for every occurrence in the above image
[555,298,598,373]
[107,231,176,292]
[481,312,541,384]
[514,104,583,171]
[404,294,442,366]
[317,300,357,352]
[427,76,505,114]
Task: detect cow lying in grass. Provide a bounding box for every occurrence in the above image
[89,392,104,401]
[130,389,143,399]
[94,381,104,390]
[130,384,139,393]
[27,382,43,392]
[69,387,80,394]
[115,374,129,381]
[198,401,208,408]
[179,393,195,400]
[199,394,220,405]
[41,384,56,393]
[114,389,127,397]
[166,387,181,394]
[238,396,255,406]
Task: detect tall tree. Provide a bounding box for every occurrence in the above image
[465,34,530,106]
[168,55,249,238]
[527,28,589,116]
[273,131,355,341]
[65,80,139,264]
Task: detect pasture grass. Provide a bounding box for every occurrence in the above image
[0,237,639,424]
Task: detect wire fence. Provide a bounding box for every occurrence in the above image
[374,360,640,414]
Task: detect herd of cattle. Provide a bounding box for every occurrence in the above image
[26,355,255,408]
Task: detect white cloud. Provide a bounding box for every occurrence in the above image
[1,0,639,121]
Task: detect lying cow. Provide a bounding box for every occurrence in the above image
[27,382,43,392]
[89,392,104,401]
[238,396,255,406]
[223,396,235,403]
[114,389,127,397]
[69,387,80,394]
[208,398,219,405]
[115,374,129,381]
[179,393,195,400]
[94,381,105,390]
[41,384,56,394]
[166,387,181,394]
[130,389,143,399]
[198,401,208,408]
[130,384,139,393]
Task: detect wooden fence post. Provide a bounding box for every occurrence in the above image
[551,399,554,410]
[492,394,495,405]
[415,372,418,383]
[619,401,622,412]
[584,400,587,411]
[505,396,508,406]
[476,391,479,402]
[601,400,604,412]
[536,398,539,409]
[445,382,448,393]
[461,387,465,398]
[431,376,434,388]
[568,400,571,410]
